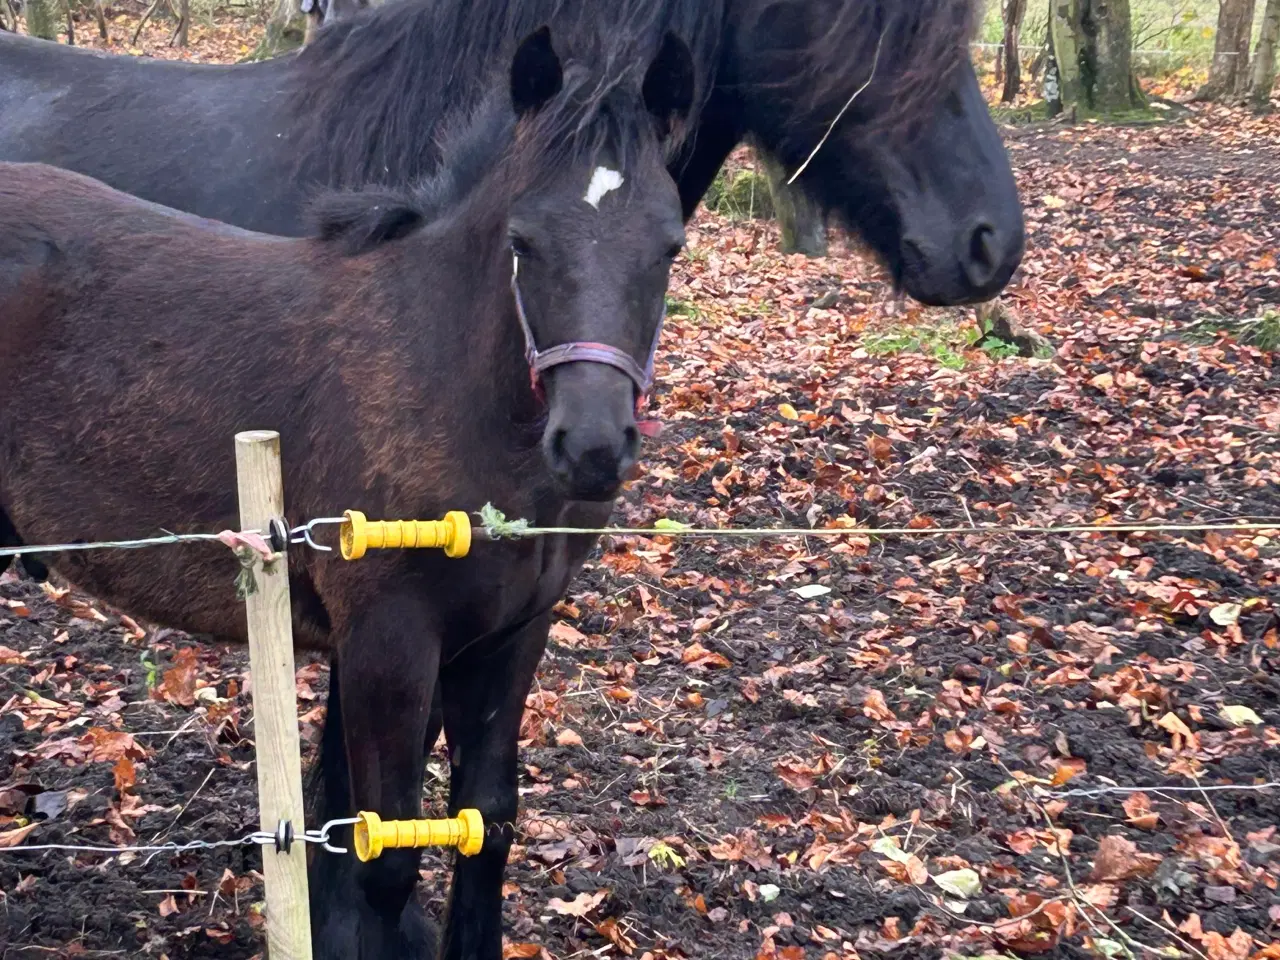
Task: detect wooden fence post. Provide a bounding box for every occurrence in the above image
[235,430,313,960]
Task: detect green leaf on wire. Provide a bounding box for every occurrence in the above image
[478,503,531,539]
[653,518,692,531]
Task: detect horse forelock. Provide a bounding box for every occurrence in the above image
[307,62,676,255]
[287,0,723,188]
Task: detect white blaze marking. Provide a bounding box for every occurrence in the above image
[584,166,624,208]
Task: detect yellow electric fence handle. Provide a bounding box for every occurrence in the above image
[339,510,471,560]
[353,809,484,861]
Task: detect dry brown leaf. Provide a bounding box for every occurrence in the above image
[158,647,199,707]
[113,755,137,795]
[628,789,666,807]
[0,822,39,848]
[1007,830,1037,854]
[1201,929,1254,960]
[866,434,892,463]
[503,944,542,959]
[554,728,583,748]
[862,689,896,722]
[681,641,731,669]
[944,729,973,754]
[548,622,588,648]
[594,917,636,955]
[82,727,147,764]
[546,890,606,918]
[157,893,180,917]
[0,645,26,664]
[1122,792,1159,830]
[1090,834,1161,881]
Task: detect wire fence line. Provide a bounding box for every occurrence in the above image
[3,516,1278,560]
[0,531,235,559]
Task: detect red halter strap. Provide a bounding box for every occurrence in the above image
[510,255,664,417]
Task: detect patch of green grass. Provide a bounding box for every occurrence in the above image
[724,779,739,800]
[683,245,710,264]
[665,296,703,320]
[862,317,980,369]
[1182,311,1280,351]
[981,336,1025,360]
[703,167,774,220]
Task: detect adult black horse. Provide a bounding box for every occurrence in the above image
[0,0,1023,306]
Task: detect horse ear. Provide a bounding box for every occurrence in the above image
[310,189,425,256]
[643,32,696,131]
[510,26,563,118]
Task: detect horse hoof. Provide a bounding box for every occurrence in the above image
[399,900,439,960]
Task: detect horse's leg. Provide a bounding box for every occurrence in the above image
[0,506,46,580]
[439,614,549,960]
[310,597,442,960]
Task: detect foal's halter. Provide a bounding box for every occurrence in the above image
[510,255,665,419]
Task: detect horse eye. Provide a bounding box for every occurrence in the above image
[510,235,533,258]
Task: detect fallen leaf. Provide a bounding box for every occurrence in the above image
[554,728,583,748]
[1007,830,1037,854]
[546,890,606,918]
[113,756,137,795]
[81,728,147,764]
[157,894,180,917]
[0,822,39,848]
[1209,603,1242,626]
[158,647,199,707]
[628,790,666,807]
[777,403,799,420]
[862,690,896,723]
[1051,757,1087,785]
[681,641,731,669]
[790,583,831,599]
[0,645,26,664]
[595,916,637,955]
[548,622,588,647]
[504,945,542,959]
[932,868,981,899]
[1219,704,1262,727]
[1122,792,1159,830]
[1091,834,1161,881]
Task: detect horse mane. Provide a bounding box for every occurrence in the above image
[287,0,723,188]
[308,52,675,257]
[738,0,979,146]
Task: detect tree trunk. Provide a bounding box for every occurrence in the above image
[94,0,107,38]
[172,0,189,46]
[1047,0,1145,116]
[1250,0,1280,107]
[1002,0,1028,102]
[25,0,58,39]
[248,0,306,59]
[1198,0,1258,100]
[63,0,74,44]
[758,150,828,258]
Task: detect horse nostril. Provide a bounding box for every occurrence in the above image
[550,428,569,465]
[965,222,998,283]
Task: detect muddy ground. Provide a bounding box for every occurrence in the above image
[2,92,1279,960]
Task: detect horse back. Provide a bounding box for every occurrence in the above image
[0,163,309,376]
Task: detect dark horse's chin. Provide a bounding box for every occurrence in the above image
[554,477,624,503]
